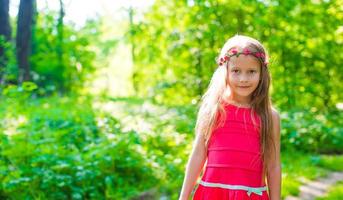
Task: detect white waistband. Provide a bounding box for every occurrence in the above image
[199,180,268,196]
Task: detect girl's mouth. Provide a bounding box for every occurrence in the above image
[238,86,250,88]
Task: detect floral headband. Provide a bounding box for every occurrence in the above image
[218,47,268,67]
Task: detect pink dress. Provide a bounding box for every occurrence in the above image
[192,103,269,200]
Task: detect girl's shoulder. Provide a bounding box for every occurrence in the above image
[270,106,281,137]
[271,106,280,119]
[270,106,281,133]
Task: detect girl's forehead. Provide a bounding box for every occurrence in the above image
[229,55,261,69]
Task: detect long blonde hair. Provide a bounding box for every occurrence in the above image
[194,34,275,179]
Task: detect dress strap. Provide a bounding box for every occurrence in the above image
[199,180,268,197]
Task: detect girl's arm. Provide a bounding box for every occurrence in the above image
[178,131,207,200]
[267,109,282,200]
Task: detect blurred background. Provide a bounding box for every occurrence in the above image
[0,0,342,199]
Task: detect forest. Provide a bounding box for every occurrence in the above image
[0,0,342,199]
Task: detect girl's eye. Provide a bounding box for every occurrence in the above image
[232,70,239,73]
[249,70,257,73]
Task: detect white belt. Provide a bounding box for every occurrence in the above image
[199,180,268,197]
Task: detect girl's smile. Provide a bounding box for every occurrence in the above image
[238,86,251,89]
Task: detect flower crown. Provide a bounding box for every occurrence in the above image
[218,47,268,67]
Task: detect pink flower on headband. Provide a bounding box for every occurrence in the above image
[243,48,251,55]
[231,48,238,54]
[255,52,265,58]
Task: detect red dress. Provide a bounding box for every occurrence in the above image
[192,103,270,200]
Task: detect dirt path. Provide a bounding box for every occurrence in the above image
[285,171,343,200]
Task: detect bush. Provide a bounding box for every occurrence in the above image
[280,109,343,154]
[0,92,163,199]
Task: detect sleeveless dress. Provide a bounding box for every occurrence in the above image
[192,103,270,200]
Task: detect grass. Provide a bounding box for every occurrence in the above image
[282,151,326,198]
[281,152,343,199]
[317,154,343,171]
[316,181,343,200]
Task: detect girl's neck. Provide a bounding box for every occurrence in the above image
[225,95,252,108]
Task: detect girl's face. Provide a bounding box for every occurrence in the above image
[227,54,261,101]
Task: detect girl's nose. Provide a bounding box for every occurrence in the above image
[239,75,249,82]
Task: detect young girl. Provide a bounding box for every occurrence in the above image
[178,35,281,200]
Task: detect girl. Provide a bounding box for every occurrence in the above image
[178,35,281,200]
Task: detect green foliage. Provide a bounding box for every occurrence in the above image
[0,35,17,84]
[98,96,196,199]
[0,92,164,199]
[280,109,343,153]
[131,0,343,111]
[316,155,343,171]
[1,1,343,199]
[30,11,98,95]
[1,88,342,199]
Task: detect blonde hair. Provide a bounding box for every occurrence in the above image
[194,34,275,182]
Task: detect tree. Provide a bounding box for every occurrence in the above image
[16,0,35,83]
[131,0,343,109]
[0,0,11,84]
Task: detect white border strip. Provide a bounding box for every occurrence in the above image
[199,180,268,196]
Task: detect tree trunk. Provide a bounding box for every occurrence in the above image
[16,0,35,83]
[31,0,38,56]
[0,0,11,85]
[57,0,64,65]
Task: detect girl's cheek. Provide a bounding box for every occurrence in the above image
[229,75,239,81]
